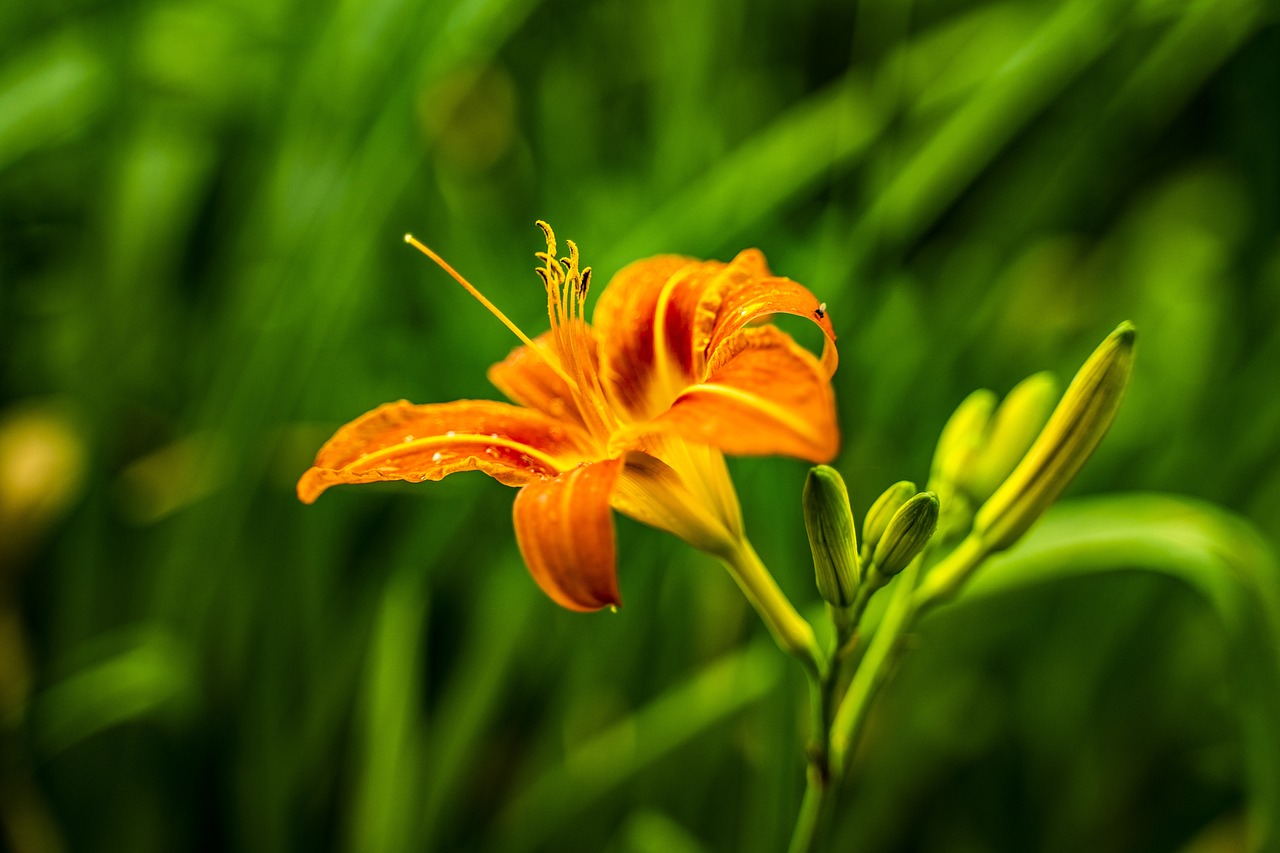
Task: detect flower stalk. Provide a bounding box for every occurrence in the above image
[788,322,1135,852]
[720,540,823,676]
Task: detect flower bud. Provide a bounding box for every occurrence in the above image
[860,480,915,565]
[974,322,1135,552]
[966,372,1060,502]
[871,491,940,578]
[803,466,860,607]
[929,389,997,497]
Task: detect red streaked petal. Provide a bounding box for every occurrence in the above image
[512,458,623,611]
[704,251,839,377]
[296,399,589,503]
[648,326,840,462]
[592,255,700,416]
[593,250,839,422]
[488,330,596,428]
[593,253,761,417]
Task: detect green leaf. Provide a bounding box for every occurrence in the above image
[944,493,1280,852]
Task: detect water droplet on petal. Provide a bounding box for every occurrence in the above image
[431,452,443,463]
[446,430,457,437]
[402,434,414,443]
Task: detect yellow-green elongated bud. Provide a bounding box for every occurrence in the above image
[966,371,1060,501]
[872,492,940,578]
[974,322,1136,552]
[929,389,997,495]
[861,480,915,564]
[803,465,860,607]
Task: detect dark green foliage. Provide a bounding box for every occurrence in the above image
[2,0,1278,850]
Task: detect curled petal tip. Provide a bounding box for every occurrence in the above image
[296,469,328,504]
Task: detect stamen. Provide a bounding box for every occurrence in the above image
[404,234,581,394]
[536,220,556,258]
[532,223,619,441]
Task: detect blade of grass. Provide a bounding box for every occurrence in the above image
[0,33,106,171]
[602,78,884,266]
[346,566,430,853]
[31,626,194,756]
[853,0,1131,250]
[490,640,785,853]
[418,568,536,844]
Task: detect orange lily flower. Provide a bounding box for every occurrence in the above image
[298,223,839,613]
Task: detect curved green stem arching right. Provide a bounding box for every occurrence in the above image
[719,539,823,677]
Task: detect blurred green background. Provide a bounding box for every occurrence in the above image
[3,0,1279,850]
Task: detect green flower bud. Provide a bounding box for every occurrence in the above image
[803,465,860,607]
[929,389,997,496]
[872,491,940,578]
[966,371,1060,502]
[974,322,1135,552]
[860,480,915,565]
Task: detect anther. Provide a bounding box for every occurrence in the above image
[536,220,556,256]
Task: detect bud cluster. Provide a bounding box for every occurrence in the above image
[805,322,1135,623]
[803,469,939,613]
[928,375,1060,541]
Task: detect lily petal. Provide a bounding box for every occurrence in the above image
[488,330,596,428]
[648,326,840,462]
[594,252,773,418]
[704,251,838,377]
[594,251,839,422]
[297,400,588,503]
[513,458,624,611]
[592,254,700,417]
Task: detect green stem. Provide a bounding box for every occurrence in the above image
[911,534,989,615]
[843,583,875,641]
[719,539,822,676]
[828,536,991,778]
[786,763,829,853]
[827,560,918,779]
[715,540,830,849]
[789,666,838,853]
